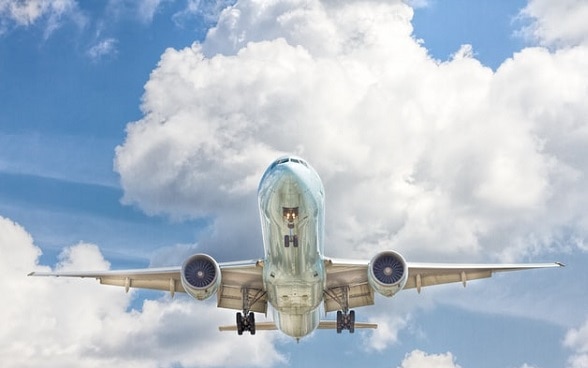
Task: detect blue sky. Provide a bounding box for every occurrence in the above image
[1,1,587,367]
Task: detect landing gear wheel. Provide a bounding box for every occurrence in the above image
[293,235,299,247]
[284,235,290,247]
[249,312,256,335]
[349,310,355,333]
[336,310,356,333]
[236,312,256,335]
[236,312,244,335]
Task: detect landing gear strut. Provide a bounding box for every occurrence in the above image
[283,207,299,247]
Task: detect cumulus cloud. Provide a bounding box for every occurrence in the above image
[565,319,588,368]
[519,0,588,47]
[398,350,461,368]
[364,312,410,351]
[115,0,588,265]
[0,216,284,367]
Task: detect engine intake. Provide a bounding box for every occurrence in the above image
[368,251,408,297]
[181,254,221,301]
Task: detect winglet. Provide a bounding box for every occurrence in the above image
[555,262,566,267]
[27,272,35,277]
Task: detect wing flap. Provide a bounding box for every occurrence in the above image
[217,262,267,313]
[324,259,374,312]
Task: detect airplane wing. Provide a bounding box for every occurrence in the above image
[323,258,563,313]
[28,259,267,313]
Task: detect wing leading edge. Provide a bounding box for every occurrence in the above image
[323,258,563,312]
[29,259,266,312]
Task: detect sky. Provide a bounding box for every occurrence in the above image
[1,0,587,367]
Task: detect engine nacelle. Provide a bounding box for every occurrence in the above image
[181,254,221,301]
[368,251,408,297]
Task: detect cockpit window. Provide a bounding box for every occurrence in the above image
[270,157,309,169]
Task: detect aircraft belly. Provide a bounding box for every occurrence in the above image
[274,309,320,338]
[267,280,323,314]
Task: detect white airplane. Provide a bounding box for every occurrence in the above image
[30,156,563,339]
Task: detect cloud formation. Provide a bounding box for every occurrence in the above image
[4,0,586,366]
[113,1,588,357]
[399,350,461,368]
[0,0,85,37]
[116,0,588,265]
[86,37,118,61]
[0,216,284,367]
[565,319,588,368]
[519,0,588,47]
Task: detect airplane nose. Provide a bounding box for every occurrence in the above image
[273,168,303,208]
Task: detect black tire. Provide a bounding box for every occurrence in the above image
[349,310,355,334]
[293,235,299,247]
[336,311,343,334]
[237,312,244,335]
[249,312,256,335]
[284,235,290,247]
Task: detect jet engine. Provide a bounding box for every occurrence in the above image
[368,251,408,297]
[181,254,221,301]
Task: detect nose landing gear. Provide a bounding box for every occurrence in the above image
[284,234,299,247]
[283,207,299,247]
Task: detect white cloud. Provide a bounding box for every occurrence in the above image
[115,0,588,266]
[518,0,588,47]
[565,319,588,368]
[173,0,235,28]
[399,350,461,368]
[364,312,410,351]
[137,0,165,23]
[86,38,118,61]
[104,0,168,24]
[0,215,285,367]
[0,0,85,37]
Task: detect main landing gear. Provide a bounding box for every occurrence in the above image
[235,288,265,335]
[325,286,356,333]
[336,310,355,334]
[236,312,256,335]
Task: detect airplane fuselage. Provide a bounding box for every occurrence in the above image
[258,157,326,338]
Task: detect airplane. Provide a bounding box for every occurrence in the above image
[29,155,564,339]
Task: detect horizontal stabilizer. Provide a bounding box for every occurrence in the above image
[219,322,277,332]
[317,321,378,330]
[218,321,377,332]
